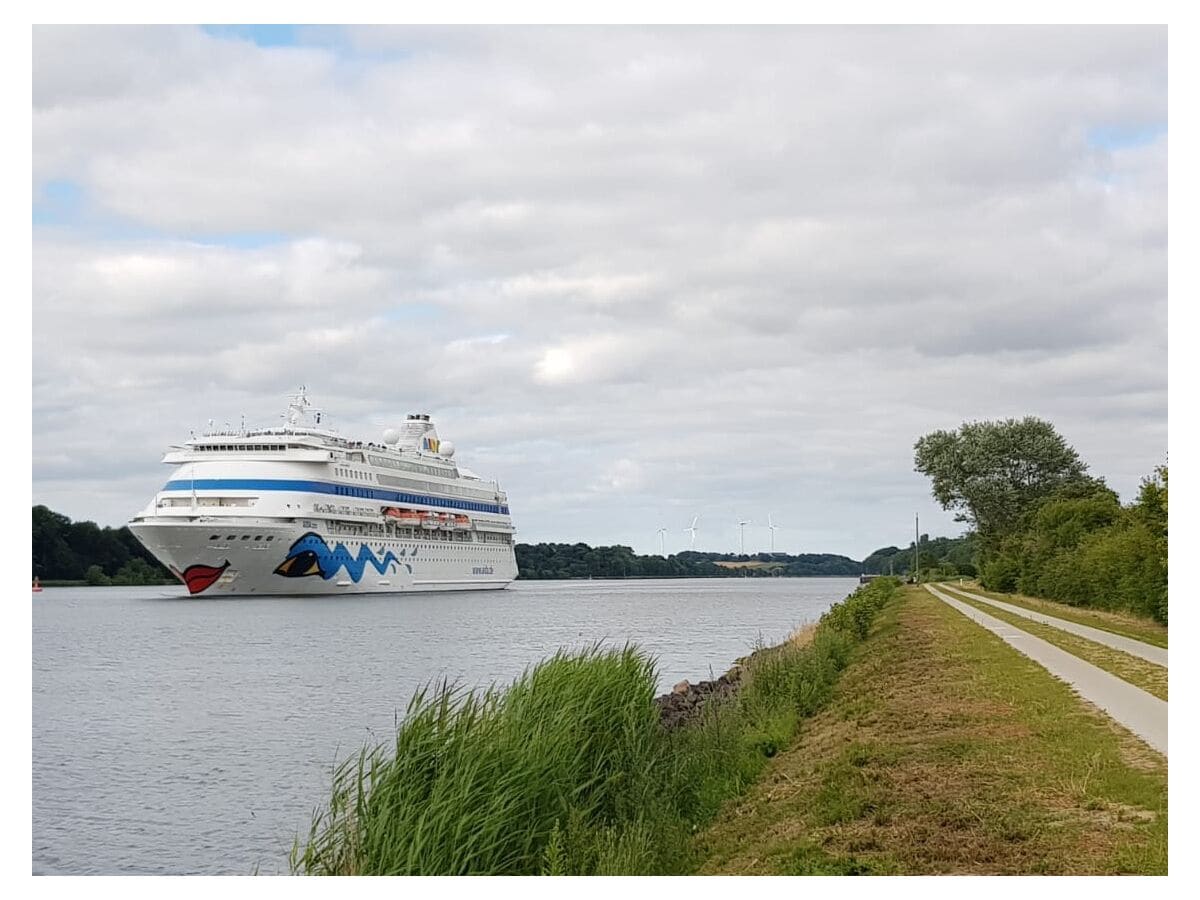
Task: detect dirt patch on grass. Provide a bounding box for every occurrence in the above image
[785,622,818,649]
[694,587,1167,875]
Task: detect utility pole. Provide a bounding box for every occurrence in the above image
[914,514,920,584]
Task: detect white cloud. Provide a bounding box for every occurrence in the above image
[32,25,1167,557]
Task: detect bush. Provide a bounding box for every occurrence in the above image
[111,557,169,585]
[84,564,110,586]
[981,557,1019,592]
[968,465,1167,622]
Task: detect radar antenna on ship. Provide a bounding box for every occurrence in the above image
[283,386,323,428]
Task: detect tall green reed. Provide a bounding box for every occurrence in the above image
[293,579,899,875]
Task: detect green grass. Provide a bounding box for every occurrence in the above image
[292,579,900,875]
[695,587,1167,875]
[956,583,1167,648]
[948,592,1167,700]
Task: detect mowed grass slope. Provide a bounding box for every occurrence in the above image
[695,586,1167,875]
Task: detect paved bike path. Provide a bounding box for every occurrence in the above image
[941,585,1167,668]
[924,584,1167,756]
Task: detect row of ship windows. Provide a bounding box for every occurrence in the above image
[328,484,504,513]
[207,533,512,546]
[332,463,500,504]
[196,444,288,452]
[376,472,500,502]
[366,454,453,478]
[327,523,513,544]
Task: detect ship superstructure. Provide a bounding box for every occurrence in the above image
[128,389,518,595]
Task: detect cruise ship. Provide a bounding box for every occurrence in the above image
[128,389,518,596]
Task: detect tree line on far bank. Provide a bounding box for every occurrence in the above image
[32,506,173,585]
[514,543,982,580]
[514,544,870,580]
[861,533,979,579]
[914,417,1167,624]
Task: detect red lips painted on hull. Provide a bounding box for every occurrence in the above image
[179,561,231,595]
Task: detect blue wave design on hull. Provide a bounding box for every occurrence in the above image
[274,532,410,583]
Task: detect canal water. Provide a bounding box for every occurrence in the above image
[32,577,857,874]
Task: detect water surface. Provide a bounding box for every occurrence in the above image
[32,577,856,874]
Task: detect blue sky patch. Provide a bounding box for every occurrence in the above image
[201,24,300,47]
[1086,123,1166,151]
[33,179,84,226]
[381,304,445,322]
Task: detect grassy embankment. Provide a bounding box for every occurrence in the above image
[291,578,899,875]
[944,590,1167,701]
[695,585,1167,875]
[956,584,1168,648]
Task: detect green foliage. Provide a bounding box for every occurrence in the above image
[862,534,977,577]
[1031,491,1121,548]
[1133,465,1168,624]
[981,557,1020,592]
[111,557,169,585]
[969,465,1166,622]
[914,418,1095,544]
[32,505,173,583]
[1135,466,1167,537]
[515,543,863,579]
[293,579,899,876]
[84,564,111,586]
[914,419,1166,623]
[1031,522,1166,620]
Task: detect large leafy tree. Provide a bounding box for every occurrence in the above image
[913,417,1095,544]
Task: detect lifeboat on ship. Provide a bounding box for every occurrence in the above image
[383,507,423,526]
[419,511,440,530]
[453,514,472,530]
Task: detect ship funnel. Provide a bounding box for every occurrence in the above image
[397,414,438,452]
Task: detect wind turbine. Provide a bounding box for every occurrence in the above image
[684,516,699,550]
[737,518,752,555]
[656,526,668,557]
[766,513,780,553]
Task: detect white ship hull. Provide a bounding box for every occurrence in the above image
[130,519,517,596]
[128,394,519,597]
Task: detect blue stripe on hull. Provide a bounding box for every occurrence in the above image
[161,478,510,515]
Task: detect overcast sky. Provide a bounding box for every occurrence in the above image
[31,24,1166,559]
